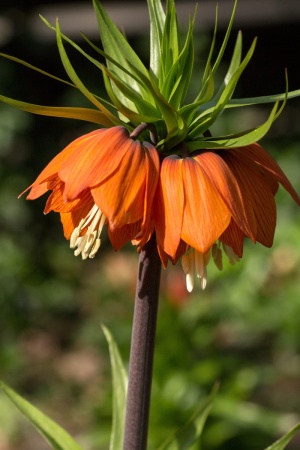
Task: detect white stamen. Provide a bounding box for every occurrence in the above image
[70,204,106,259]
[181,248,209,292]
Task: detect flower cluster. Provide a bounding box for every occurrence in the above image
[21,125,300,291]
[2,0,300,290]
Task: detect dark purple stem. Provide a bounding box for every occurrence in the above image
[123,233,162,450]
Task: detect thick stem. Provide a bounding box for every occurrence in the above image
[123,233,162,450]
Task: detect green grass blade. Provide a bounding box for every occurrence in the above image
[0,381,82,450]
[101,325,127,450]
[263,423,300,450]
[157,384,218,450]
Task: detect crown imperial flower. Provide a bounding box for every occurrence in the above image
[1,0,299,291]
[21,126,160,258]
[155,143,300,291]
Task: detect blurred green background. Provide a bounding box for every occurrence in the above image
[0,1,300,449]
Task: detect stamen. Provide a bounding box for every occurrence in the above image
[223,244,240,264]
[70,204,106,259]
[181,248,209,292]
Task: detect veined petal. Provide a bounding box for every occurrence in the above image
[221,151,277,247]
[59,127,131,200]
[154,155,184,259]
[236,143,300,205]
[44,178,93,213]
[181,157,231,253]
[109,221,142,251]
[91,139,149,229]
[195,151,257,241]
[219,218,245,257]
[60,201,94,239]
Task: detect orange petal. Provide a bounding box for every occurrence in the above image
[44,178,93,213]
[60,201,94,239]
[181,157,231,253]
[91,140,148,229]
[234,143,300,205]
[154,155,184,259]
[59,127,131,200]
[221,151,277,247]
[219,219,245,257]
[109,221,142,251]
[196,151,257,241]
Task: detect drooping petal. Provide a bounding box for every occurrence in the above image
[219,218,245,257]
[44,178,93,213]
[109,221,142,251]
[195,151,257,241]
[59,127,131,200]
[154,155,184,259]
[91,140,152,229]
[59,201,94,239]
[22,135,85,198]
[221,151,277,247]
[181,157,231,253]
[235,143,300,205]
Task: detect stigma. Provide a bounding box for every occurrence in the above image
[70,204,106,259]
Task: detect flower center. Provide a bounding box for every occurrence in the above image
[70,204,106,260]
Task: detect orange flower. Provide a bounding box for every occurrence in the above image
[154,143,300,291]
[21,126,160,258]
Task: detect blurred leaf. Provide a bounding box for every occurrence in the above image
[157,384,219,450]
[263,422,300,450]
[101,324,128,450]
[0,380,83,450]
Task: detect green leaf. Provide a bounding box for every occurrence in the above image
[101,325,128,450]
[197,0,238,103]
[55,20,121,126]
[263,422,300,450]
[93,0,151,108]
[0,95,115,126]
[162,11,196,109]
[158,384,218,450]
[212,30,243,102]
[0,380,83,450]
[189,37,257,138]
[186,101,279,150]
[0,52,75,88]
[147,0,166,79]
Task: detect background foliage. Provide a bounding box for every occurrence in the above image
[0,1,300,449]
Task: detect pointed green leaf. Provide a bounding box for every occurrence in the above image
[0,380,82,450]
[101,325,127,450]
[55,20,121,125]
[92,0,151,108]
[189,37,257,138]
[101,65,160,121]
[0,95,115,126]
[147,0,165,79]
[263,423,300,450]
[197,0,238,103]
[186,101,279,150]
[158,384,218,450]
[0,52,75,88]
[162,12,196,109]
[212,30,243,102]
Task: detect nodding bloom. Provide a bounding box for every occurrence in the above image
[21,126,160,259]
[154,143,300,292]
